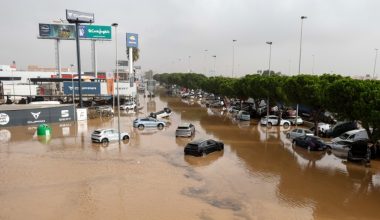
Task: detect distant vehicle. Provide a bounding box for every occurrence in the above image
[292,135,326,151]
[310,122,331,136]
[91,129,129,143]
[236,110,250,121]
[327,140,353,158]
[120,100,136,111]
[331,129,369,143]
[133,117,166,129]
[184,139,224,156]
[95,106,114,117]
[285,116,303,125]
[286,128,313,139]
[325,121,357,138]
[149,107,172,119]
[175,123,195,137]
[260,115,291,127]
[29,101,61,105]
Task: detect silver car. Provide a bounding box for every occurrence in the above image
[133,117,166,129]
[91,129,130,143]
[286,128,314,139]
[175,123,195,137]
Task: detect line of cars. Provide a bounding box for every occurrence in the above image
[286,127,371,165]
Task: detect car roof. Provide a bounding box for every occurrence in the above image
[188,138,209,144]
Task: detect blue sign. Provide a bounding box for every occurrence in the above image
[126,33,139,48]
[63,82,100,95]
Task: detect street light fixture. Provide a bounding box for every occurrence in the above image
[232,39,237,77]
[212,55,216,76]
[266,41,272,75]
[298,16,307,75]
[112,22,121,143]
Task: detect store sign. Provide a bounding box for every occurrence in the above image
[126,33,139,48]
[63,82,100,95]
[0,113,10,125]
[79,25,111,40]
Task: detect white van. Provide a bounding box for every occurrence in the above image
[331,129,369,143]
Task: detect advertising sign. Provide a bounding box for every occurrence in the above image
[66,9,94,23]
[39,23,76,40]
[0,105,75,127]
[63,82,100,95]
[118,60,128,66]
[126,33,139,48]
[79,25,111,40]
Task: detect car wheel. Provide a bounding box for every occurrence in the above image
[101,138,108,143]
[283,122,290,128]
[286,133,290,139]
[138,124,144,129]
[122,135,129,140]
[157,124,164,129]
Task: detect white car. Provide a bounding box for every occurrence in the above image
[285,116,304,125]
[120,101,136,111]
[149,107,172,119]
[260,115,291,127]
[91,129,130,143]
[286,128,313,139]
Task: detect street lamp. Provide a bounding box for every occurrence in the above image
[265,41,272,122]
[212,55,216,76]
[232,39,237,77]
[112,22,121,143]
[266,41,272,75]
[373,48,378,79]
[298,16,307,75]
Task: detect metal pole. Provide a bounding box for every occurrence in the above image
[204,50,208,76]
[373,48,378,79]
[129,47,133,86]
[232,40,236,77]
[116,26,121,143]
[188,56,191,73]
[266,42,272,75]
[213,55,216,76]
[92,40,98,79]
[56,39,62,94]
[74,22,83,108]
[298,16,307,75]
[312,54,315,74]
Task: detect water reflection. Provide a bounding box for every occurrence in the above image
[184,151,224,167]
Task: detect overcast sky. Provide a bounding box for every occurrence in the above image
[1,0,379,78]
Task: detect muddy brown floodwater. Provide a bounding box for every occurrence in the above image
[1,88,380,220]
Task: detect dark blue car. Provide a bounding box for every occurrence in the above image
[292,135,326,151]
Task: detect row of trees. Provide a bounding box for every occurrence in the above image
[154,73,380,143]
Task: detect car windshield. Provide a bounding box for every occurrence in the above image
[93,131,101,134]
[305,130,312,134]
[339,133,350,140]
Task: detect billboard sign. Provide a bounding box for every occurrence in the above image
[118,60,128,66]
[79,25,111,40]
[63,82,100,95]
[66,9,94,23]
[126,33,138,48]
[39,23,76,40]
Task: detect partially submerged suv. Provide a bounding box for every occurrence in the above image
[175,123,195,137]
[184,139,224,156]
[91,129,130,143]
[260,115,291,127]
[133,117,166,129]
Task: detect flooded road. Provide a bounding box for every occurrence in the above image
[1,88,380,220]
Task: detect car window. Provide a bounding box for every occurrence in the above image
[339,133,350,140]
[297,130,303,133]
[348,134,355,139]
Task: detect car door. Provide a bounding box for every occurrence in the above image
[109,129,118,141]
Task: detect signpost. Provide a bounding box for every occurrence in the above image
[126,33,138,87]
[66,9,94,108]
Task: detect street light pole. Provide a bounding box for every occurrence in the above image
[204,50,208,76]
[373,48,378,79]
[298,16,307,75]
[312,54,315,74]
[188,56,191,73]
[266,41,272,75]
[112,23,121,143]
[232,39,237,77]
[212,55,216,76]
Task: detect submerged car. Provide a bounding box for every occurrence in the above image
[184,139,224,156]
[292,135,326,151]
[149,107,172,118]
[120,100,137,111]
[133,117,166,129]
[175,123,195,137]
[286,128,313,139]
[236,110,250,121]
[91,129,130,143]
[285,116,304,125]
[347,140,371,164]
[260,115,291,127]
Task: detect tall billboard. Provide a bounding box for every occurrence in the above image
[39,24,111,40]
[39,23,76,40]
